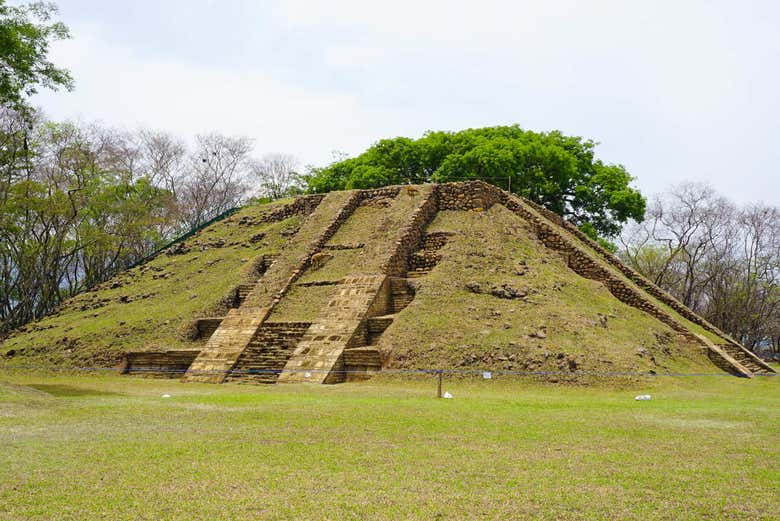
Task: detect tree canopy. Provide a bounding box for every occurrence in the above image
[0,0,73,114]
[305,125,646,236]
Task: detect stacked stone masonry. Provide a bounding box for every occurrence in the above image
[226,322,311,383]
[120,350,200,378]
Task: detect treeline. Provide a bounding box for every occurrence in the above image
[620,183,780,354]
[0,107,301,333]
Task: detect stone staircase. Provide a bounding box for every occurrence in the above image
[225,322,311,383]
[183,190,362,383]
[278,274,389,384]
[234,283,255,307]
[719,343,775,375]
[278,185,439,384]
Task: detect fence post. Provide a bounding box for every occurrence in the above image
[436,370,443,398]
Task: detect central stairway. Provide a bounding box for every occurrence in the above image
[183,190,362,383]
[225,322,311,383]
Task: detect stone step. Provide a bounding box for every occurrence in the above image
[121,350,201,378]
[367,315,395,333]
[194,317,224,340]
[366,315,395,345]
[719,343,774,374]
[343,347,382,381]
[389,278,415,313]
[226,322,311,384]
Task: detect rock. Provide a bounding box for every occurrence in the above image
[489,284,527,299]
[465,281,482,294]
[5,349,16,358]
[531,329,547,339]
[598,314,608,328]
[166,242,190,256]
[249,232,266,243]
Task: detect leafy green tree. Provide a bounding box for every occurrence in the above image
[0,0,73,114]
[306,125,646,236]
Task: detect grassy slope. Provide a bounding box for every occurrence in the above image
[0,373,777,520]
[0,201,302,367]
[381,206,715,377]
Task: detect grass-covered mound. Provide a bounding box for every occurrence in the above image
[0,185,745,378]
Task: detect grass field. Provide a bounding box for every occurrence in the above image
[1,372,778,520]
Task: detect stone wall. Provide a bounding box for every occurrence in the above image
[437,181,502,211]
[381,186,440,277]
[120,350,200,378]
[258,194,325,223]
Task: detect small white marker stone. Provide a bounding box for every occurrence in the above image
[634,394,651,401]
[482,371,492,379]
[443,392,453,399]
[304,372,312,378]
[161,394,171,398]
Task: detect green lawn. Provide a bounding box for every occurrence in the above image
[1,373,778,520]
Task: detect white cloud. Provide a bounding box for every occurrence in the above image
[32,1,780,204]
[33,23,418,165]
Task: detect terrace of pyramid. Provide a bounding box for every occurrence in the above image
[2,181,774,383]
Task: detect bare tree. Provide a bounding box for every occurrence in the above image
[620,183,780,354]
[250,153,301,200]
[137,129,186,196]
[620,183,733,308]
[178,133,253,228]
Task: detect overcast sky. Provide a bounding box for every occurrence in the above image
[29,0,780,203]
